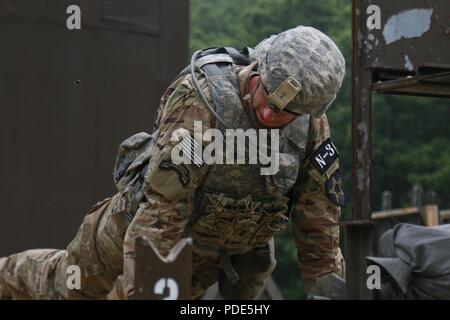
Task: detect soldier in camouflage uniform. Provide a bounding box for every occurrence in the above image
[0,26,346,300]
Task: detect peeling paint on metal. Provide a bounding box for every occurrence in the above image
[356,122,369,191]
[404,55,414,71]
[357,122,368,151]
[357,149,364,162]
[357,169,365,192]
[357,30,364,54]
[365,32,380,53]
[366,33,374,51]
[383,9,433,44]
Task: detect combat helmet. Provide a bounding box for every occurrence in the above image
[250,26,346,117]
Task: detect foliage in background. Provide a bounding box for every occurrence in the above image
[190,0,450,299]
[372,95,450,208]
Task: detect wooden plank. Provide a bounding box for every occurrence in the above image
[371,207,419,220]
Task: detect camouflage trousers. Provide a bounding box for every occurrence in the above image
[0,193,275,300]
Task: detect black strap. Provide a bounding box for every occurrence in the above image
[202,62,234,78]
[220,251,240,284]
[221,47,251,65]
[197,47,251,66]
[179,47,252,77]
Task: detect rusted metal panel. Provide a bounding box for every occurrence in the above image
[372,70,450,97]
[353,0,450,222]
[348,0,450,299]
[0,0,189,256]
[343,221,374,300]
[352,0,373,221]
[358,1,450,74]
[0,0,161,35]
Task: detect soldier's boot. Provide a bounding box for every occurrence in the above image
[219,239,276,299]
[0,193,129,300]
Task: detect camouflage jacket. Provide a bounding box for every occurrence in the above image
[112,70,344,297]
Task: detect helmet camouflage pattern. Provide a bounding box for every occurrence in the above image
[250,26,346,117]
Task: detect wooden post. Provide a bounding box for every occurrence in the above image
[420,205,440,227]
[133,237,192,300]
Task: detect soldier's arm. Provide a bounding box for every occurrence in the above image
[110,74,215,299]
[290,114,345,295]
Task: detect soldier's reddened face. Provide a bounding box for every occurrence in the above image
[247,75,296,128]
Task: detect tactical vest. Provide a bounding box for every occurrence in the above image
[184,48,311,255]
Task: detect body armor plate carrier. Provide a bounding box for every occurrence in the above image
[184,48,311,255]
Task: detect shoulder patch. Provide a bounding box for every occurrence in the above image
[309,138,339,175]
[326,169,345,207]
[159,160,190,186]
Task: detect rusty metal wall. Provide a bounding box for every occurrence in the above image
[347,0,450,299]
[353,0,450,224]
[0,0,189,256]
[359,1,450,71]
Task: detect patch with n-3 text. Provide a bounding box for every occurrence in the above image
[310,138,339,175]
